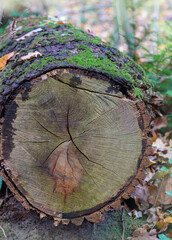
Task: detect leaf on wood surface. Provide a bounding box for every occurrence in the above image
[21,51,42,61]
[0,51,15,71]
[16,28,43,41]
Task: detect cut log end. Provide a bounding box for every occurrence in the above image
[0,68,151,224]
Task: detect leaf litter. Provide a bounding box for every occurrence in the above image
[128,125,172,240]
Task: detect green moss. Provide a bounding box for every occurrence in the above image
[133,88,144,100]
[65,45,149,97]
[66,46,117,74]
[93,210,147,240]
[0,17,153,100]
[27,56,55,71]
[52,26,102,46]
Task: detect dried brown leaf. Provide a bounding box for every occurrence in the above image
[145,208,159,224]
[164,216,172,224]
[157,219,169,232]
[153,117,168,131]
[0,51,15,71]
[148,174,172,206]
[132,226,158,240]
[132,184,150,207]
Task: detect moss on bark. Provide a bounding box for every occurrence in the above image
[0,17,152,115]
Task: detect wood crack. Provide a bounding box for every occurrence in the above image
[52,75,125,99]
[66,106,121,178]
[33,116,62,139]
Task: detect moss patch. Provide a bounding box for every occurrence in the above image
[0,17,152,104]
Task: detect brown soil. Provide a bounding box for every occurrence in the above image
[0,197,93,240]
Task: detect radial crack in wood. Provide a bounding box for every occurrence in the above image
[1,70,146,219]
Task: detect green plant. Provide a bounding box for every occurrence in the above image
[142,20,172,130]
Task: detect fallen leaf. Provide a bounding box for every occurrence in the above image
[153,138,172,160]
[148,174,172,206]
[132,184,150,207]
[156,210,172,231]
[132,226,158,240]
[153,117,168,131]
[145,168,155,181]
[156,208,164,220]
[157,219,168,232]
[16,28,43,41]
[21,51,42,61]
[0,51,15,71]
[145,207,159,224]
[164,216,172,223]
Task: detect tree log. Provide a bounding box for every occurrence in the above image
[0,18,153,224]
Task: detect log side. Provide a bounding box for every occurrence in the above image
[0,17,153,224]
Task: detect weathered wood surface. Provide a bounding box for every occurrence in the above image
[0,18,153,224]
